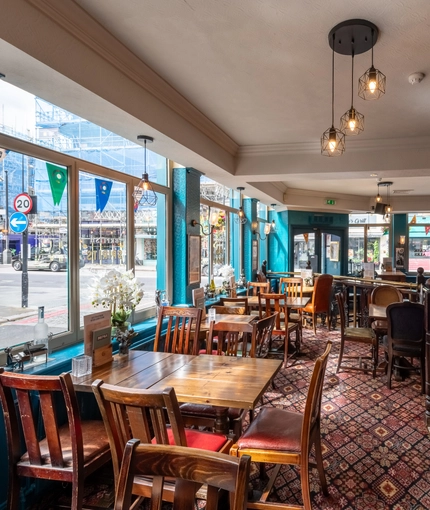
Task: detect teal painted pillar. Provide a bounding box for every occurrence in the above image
[392,214,407,270]
[268,210,289,272]
[172,167,202,305]
[243,198,258,281]
[230,195,241,279]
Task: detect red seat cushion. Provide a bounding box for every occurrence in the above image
[237,407,302,452]
[152,427,227,452]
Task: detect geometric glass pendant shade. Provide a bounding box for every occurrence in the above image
[321,34,345,156]
[340,51,364,135]
[133,135,158,209]
[358,28,386,100]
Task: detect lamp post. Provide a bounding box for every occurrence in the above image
[1,168,10,264]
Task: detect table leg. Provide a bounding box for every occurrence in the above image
[214,407,230,435]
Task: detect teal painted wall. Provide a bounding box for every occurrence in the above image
[243,198,258,281]
[392,213,407,271]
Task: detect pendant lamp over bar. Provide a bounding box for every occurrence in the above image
[340,49,364,135]
[321,33,345,156]
[133,135,157,208]
[358,29,386,100]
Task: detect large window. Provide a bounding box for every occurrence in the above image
[408,214,430,271]
[348,214,390,274]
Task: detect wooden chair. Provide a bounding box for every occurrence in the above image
[220,296,250,314]
[181,321,257,439]
[302,274,333,334]
[384,301,425,391]
[259,292,299,367]
[92,383,232,504]
[370,285,403,343]
[154,306,202,355]
[247,281,270,296]
[256,270,267,283]
[114,439,251,510]
[230,341,332,510]
[254,313,278,358]
[211,305,247,315]
[336,293,379,378]
[0,369,111,510]
[279,276,304,339]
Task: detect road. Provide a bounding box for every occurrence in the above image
[0,264,156,350]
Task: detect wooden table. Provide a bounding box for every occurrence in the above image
[199,313,256,334]
[247,296,310,309]
[71,350,282,434]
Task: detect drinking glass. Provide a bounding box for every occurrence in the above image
[208,308,216,322]
[72,355,92,377]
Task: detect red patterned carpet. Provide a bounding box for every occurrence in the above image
[30,325,430,509]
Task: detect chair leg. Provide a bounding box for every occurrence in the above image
[300,462,312,510]
[372,342,378,379]
[387,353,393,390]
[313,431,328,496]
[327,308,331,331]
[336,338,345,374]
[71,478,84,510]
[312,313,316,334]
[8,470,20,510]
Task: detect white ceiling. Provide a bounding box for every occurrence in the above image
[2,0,430,211]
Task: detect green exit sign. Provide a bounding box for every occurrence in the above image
[325,199,336,205]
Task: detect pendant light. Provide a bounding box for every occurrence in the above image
[133,135,157,209]
[385,181,392,214]
[375,182,382,203]
[358,28,386,100]
[321,33,345,156]
[340,47,364,135]
[235,187,247,224]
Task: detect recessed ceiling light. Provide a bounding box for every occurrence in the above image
[370,173,377,177]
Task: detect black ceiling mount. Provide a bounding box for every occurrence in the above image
[329,19,379,56]
[378,181,393,187]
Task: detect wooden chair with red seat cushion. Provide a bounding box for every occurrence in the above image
[230,341,332,510]
[92,382,232,505]
[153,306,202,355]
[114,440,251,510]
[0,369,111,510]
[302,274,334,334]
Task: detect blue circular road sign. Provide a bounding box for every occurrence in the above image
[9,212,29,233]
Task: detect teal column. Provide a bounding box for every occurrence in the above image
[268,210,289,272]
[392,214,407,270]
[172,167,202,305]
[230,194,241,279]
[243,198,258,281]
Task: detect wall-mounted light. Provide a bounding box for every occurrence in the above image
[191,210,219,236]
[235,187,247,224]
[399,235,406,245]
[252,221,272,240]
[133,135,157,209]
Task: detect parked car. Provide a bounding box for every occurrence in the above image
[12,250,85,272]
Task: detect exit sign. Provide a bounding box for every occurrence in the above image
[325,199,336,205]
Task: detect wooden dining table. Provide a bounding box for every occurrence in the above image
[71,350,282,434]
[247,296,310,309]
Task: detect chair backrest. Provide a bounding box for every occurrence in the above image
[211,305,247,315]
[335,292,348,336]
[254,313,277,358]
[92,382,188,484]
[246,281,270,296]
[154,306,202,355]
[310,274,333,312]
[220,297,249,314]
[301,341,332,456]
[279,277,303,299]
[259,292,288,332]
[256,270,267,283]
[371,285,403,306]
[206,321,256,357]
[0,369,84,471]
[386,301,425,347]
[114,440,251,510]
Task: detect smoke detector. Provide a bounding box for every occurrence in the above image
[409,72,425,85]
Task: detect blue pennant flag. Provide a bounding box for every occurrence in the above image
[95,179,113,212]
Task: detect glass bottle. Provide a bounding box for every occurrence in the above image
[33,306,49,345]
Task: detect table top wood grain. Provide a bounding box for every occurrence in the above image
[71,350,282,411]
[247,296,310,308]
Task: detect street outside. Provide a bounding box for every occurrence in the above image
[0,264,157,350]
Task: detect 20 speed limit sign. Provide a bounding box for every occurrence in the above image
[13,193,33,214]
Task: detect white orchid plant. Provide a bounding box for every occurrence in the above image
[218,264,235,279]
[89,268,144,326]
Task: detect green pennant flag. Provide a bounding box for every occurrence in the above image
[46,163,68,205]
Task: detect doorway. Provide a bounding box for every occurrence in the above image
[292,228,345,275]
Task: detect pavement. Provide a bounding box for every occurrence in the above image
[0,305,37,324]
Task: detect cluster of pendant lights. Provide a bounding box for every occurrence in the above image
[321,20,386,156]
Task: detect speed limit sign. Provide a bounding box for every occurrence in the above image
[13,193,33,214]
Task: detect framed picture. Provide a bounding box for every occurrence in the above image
[188,235,201,284]
[329,241,339,262]
[252,239,258,271]
[395,247,405,268]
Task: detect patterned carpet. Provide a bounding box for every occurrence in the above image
[30,325,430,509]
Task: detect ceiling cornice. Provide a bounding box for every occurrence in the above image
[25,0,239,157]
[237,136,430,157]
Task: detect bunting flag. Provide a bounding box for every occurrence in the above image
[426,226,430,235]
[303,233,309,244]
[46,163,67,205]
[95,178,113,212]
[410,215,417,225]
